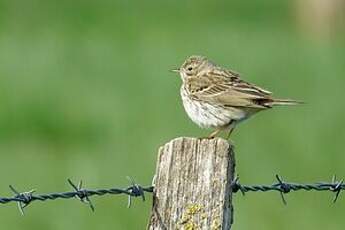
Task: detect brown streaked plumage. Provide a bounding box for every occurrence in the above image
[173,55,301,138]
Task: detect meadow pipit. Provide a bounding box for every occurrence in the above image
[172,55,301,138]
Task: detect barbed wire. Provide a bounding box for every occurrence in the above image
[0,178,153,215]
[0,175,343,215]
[231,175,344,205]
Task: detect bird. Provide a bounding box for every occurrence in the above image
[172,55,301,139]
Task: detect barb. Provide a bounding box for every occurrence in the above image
[231,174,345,204]
[126,176,146,208]
[8,185,36,215]
[67,179,95,212]
[0,179,153,214]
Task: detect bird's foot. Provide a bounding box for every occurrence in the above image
[207,129,221,139]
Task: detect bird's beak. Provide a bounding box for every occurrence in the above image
[170,68,180,73]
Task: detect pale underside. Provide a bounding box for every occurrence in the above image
[181,87,253,129]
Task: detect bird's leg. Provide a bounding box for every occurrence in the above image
[226,127,235,140]
[226,120,236,140]
[207,129,221,139]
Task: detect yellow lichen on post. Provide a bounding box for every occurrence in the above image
[179,204,204,229]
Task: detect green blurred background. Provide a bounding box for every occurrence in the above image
[0,0,344,229]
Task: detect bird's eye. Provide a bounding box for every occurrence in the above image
[187,67,193,71]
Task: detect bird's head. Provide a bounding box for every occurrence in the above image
[171,55,212,82]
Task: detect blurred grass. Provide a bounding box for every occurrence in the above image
[0,0,344,229]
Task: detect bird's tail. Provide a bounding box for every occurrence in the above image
[270,98,304,106]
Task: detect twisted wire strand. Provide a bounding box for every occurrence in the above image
[231,175,344,204]
[0,185,154,204]
[0,179,154,215]
[0,175,343,214]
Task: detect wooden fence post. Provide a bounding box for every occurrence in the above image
[148,137,235,230]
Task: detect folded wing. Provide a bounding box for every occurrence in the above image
[190,70,274,109]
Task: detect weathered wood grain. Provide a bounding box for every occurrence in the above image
[148,137,235,230]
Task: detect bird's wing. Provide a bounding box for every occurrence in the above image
[189,69,273,109]
[216,68,272,96]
